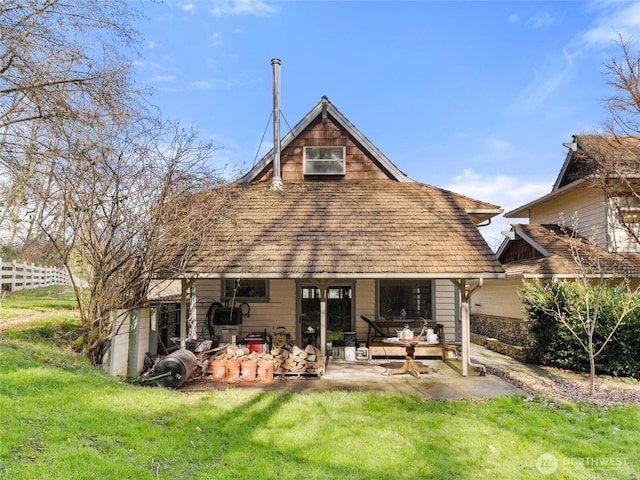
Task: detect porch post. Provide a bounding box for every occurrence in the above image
[451,279,485,377]
[189,282,197,340]
[315,280,331,360]
[179,278,196,349]
[320,292,327,358]
[460,288,470,377]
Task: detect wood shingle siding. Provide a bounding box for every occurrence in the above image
[255,115,398,182]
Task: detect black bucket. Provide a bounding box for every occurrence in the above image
[154,349,198,389]
[212,307,243,325]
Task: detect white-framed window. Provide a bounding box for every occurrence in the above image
[616,193,640,224]
[303,146,346,175]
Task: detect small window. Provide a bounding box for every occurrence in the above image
[303,146,346,175]
[222,279,269,302]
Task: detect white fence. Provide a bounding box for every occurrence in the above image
[0,258,72,292]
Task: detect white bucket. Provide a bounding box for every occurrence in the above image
[344,346,356,361]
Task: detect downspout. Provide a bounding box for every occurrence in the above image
[271,58,283,190]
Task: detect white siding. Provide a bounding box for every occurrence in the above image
[609,196,640,253]
[194,277,461,346]
[471,278,525,320]
[194,278,296,340]
[530,187,608,249]
[434,279,458,342]
[354,279,376,341]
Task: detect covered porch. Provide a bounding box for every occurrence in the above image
[170,274,493,378]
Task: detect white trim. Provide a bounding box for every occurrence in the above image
[303,146,346,175]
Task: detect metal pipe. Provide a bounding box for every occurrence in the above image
[271,58,283,190]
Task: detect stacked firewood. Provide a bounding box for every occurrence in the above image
[272,344,324,374]
[212,343,324,375]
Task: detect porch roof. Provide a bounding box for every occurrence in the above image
[156,179,505,279]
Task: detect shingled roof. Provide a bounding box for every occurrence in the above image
[157,179,505,278]
[554,135,640,190]
[499,224,640,278]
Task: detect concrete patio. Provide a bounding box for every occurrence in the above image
[182,343,530,400]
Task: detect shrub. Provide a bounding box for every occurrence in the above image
[522,280,640,379]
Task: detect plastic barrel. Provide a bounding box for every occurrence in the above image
[154,349,197,388]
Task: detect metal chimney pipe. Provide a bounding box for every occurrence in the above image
[271,58,283,190]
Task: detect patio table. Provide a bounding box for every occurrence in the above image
[382,338,435,378]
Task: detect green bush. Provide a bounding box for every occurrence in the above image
[522,280,640,379]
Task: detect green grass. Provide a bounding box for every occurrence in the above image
[0,289,639,479]
[0,286,79,323]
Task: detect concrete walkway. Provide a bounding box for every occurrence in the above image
[185,344,532,400]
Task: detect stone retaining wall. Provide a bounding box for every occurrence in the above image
[470,313,533,362]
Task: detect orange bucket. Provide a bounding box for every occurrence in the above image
[226,360,241,382]
[241,360,258,381]
[211,359,227,382]
[258,360,274,382]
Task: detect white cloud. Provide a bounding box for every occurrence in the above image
[210,0,276,17]
[507,1,640,115]
[528,12,555,29]
[446,170,554,251]
[445,169,552,213]
[509,48,575,114]
[580,2,640,50]
[147,40,160,49]
[190,80,212,89]
[488,138,511,151]
[182,3,195,12]
[508,13,520,24]
[151,75,177,83]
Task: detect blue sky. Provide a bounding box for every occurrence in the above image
[132,0,640,250]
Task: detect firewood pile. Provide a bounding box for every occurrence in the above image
[212,343,325,375]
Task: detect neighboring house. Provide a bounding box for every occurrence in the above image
[471,135,640,360]
[154,96,505,376]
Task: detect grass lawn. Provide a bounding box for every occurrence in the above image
[0,288,639,479]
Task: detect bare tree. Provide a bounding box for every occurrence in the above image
[0,0,141,245]
[0,1,230,364]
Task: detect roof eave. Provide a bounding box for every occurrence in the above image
[467,208,503,225]
[153,272,506,280]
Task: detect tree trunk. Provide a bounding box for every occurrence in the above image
[588,336,596,396]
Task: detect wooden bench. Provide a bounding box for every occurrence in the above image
[361,316,446,360]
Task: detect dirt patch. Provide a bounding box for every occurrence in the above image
[487,366,640,406]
